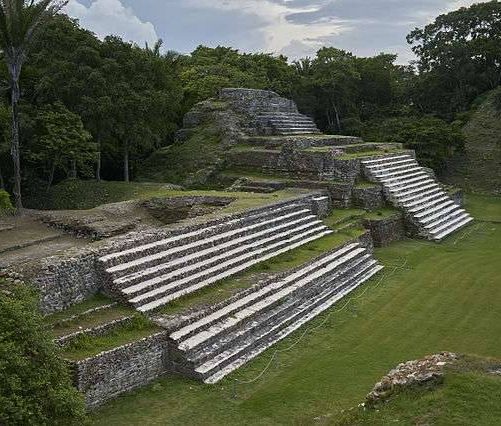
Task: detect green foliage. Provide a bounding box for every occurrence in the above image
[339,358,501,425]
[493,87,501,112]
[0,189,13,212]
[363,116,465,170]
[26,102,94,186]
[20,14,183,184]
[61,315,161,360]
[90,195,501,425]
[137,126,223,186]
[408,1,501,116]
[180,46,296,111]
[0,280,86,425]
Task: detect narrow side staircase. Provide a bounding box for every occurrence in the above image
[99,201,332,312]
[256,112,321,135]
[167,242,383,383]
[362,154,473,241]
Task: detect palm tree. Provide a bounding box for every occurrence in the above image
[0,0,67,210]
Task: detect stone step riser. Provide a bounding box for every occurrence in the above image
[362,155,413,165]
[369,166,422,181]
[132,226,332,310]
[432,217,474,241]
[390,186,441,205]
[384,174,431,189]
[181,250,370,353]
[137,228,333,312]
[110,211,316,283]
[198,263,383,382]
[119,216,322,295]
[100,201,307,268]
[275,131,322,135]
[418,205,464,226]
[411,198,453,215]
[186,256,375,366]
[170,243,361,343]
[402,192,447,210]
[427,212,471,235]
[267,121,317,127]
[362,154,473,241]
[386,179,435,195]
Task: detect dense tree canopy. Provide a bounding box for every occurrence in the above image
[408,0,501,116]
[0,281,86,425]
[0,1,498,199]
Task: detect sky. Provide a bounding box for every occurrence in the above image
[65,0,489,63]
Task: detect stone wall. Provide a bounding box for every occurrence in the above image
[31,230,170,314]
[363,214,406,247]
[219,88,298,115]
[71,331,169,408]
[352,185,384,210]
[31,196,322,313]
[33,248,102,314]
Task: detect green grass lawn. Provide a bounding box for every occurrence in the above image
[90,194,501,425]
[24,179,308,211]
[340,356,501,425]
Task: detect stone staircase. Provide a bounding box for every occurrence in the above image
[362,154,473,241]
[167,241,383,383]
[255,112,320,135]
[99,200,333,312]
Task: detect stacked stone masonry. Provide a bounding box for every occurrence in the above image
[99,198,333,312]
[166,240,383,383]
[219,88,320,136]
[71,332,169,408]
[362,154,473,241]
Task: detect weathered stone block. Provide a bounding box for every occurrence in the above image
[363,214,406,247]
[352,185,384,210]
[71,332,169,408]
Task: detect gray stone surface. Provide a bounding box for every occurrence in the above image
[70,331,169,408]
[352,185,384,210]
[363,214,406,247]
[219,88,298,115]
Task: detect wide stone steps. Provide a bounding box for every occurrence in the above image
[255,111,320,136]
[100,201,305,268]
[107,208,314,279]
[100,200,335,312]
[362,154,473,241]
[123,218,325,300]
[168,242,383,383]
[129,226,333,312]
[114,213,318,290]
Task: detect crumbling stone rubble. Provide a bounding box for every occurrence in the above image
[365,352,459,407]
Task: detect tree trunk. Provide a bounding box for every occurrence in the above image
[47,161,56,191]
[69,159,77,179]
[0,163,4,190]
[9,59,23,210]
[96,151,101,182]
[96,134,101,182]
[123,142,129,183]
[331,100,342,132]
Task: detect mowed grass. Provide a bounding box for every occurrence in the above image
[90,194,501,425]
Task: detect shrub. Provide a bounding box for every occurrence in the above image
[362,116,465,171]
[0,189,14,214]
[492,88,501,113]
[0,280,86,425]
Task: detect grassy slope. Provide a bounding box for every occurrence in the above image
[90,194,501,425]
[340,356,501,425]
[446,87,501,195]
[136,126,223,185]
[23,179,307,211]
